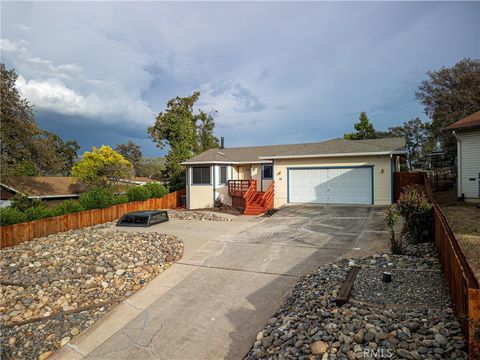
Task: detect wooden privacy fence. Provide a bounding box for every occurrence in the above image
[394,172,480,355]
[0,189,186,249]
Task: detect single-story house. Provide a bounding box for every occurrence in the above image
[0,176,161,207]
[182,137,406,214]
[0,176,88,207]
[447,111,480,202]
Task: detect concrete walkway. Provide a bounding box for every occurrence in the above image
[52,205,389,360]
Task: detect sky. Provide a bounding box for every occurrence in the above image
[1,1,479,157]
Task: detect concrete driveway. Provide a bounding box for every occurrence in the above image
[53,205,389,360]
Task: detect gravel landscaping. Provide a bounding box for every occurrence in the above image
[168,209,232,221]
[245,244,467,360]
[0,224,183,359]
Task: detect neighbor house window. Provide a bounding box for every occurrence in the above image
[220,165,227,184]
[262,164,273,179]
[192,166,211,185]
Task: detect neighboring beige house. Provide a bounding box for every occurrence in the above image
[182,137,406,214]
[447,111,480,202]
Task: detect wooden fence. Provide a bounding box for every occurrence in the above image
[394,172,480,355]
[0,189,186,249]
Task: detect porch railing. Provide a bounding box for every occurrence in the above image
[244,180,257,209]
[261,181,275,210]
[228,180,252,197]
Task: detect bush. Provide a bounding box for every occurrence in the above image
[144,182,168,198]
[114,195,129,205]
[10,194,43,212]
[0,207,27,225]
[24,206,54,221]
[385,205,403,254]
[79,188,115,210]
[52,200,84,216]
[126,186,151,202]
[397,185,433,243]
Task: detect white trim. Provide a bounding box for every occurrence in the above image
[29,194,81,199]
[258,150,406,160]
[453,131,462,197]
[181,160,272,165]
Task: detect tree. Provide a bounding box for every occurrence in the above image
[0,63,79,176]
[115,141,142,174]
[13,160,39,176]
[39,131,80,174]
[148,92,199,189]
[388,118,430,170]
[71,145,133,187]
[136,157,166,180]
[416,58,480,158]
[196,110,219,153]
[344,112,377,140]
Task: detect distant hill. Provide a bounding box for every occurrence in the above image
[136,157,166,180]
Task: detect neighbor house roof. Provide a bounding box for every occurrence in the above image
[0,177,88,198]
[182,137,406,165]
[446,111,480,131]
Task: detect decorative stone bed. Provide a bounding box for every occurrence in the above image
[245,244,467,360]
[0,224,184,360]
[168,210,233,221]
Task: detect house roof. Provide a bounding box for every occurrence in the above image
[182,137,406,164]
[1,177,88,198]
[446,111,480,131]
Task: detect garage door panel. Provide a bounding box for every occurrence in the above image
[289,167,372,205]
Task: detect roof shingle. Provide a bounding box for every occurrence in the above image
[183,137,405,164]
[446,111,480,131]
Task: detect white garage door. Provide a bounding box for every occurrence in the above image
[289,167,373,204]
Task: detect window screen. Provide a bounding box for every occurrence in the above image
[220,166,227,184]
[192,166,211,184]
[262,164,273,179]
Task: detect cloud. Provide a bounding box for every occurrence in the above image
[1,1,477,155]
[3,37,155,124]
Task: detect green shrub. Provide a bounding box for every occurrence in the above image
[0,207,27,225]
[385,205,403,254]
[114,194,129,205]
[79,188,115,210]
[398,185,433,243]
[126,186,151,202]
[10,194,43,212]
[52,200,84,216]
[24,206,54,221]
[143,182,168,198]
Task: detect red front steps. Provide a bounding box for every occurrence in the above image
[228,180,274,216]
[244,193,267,215]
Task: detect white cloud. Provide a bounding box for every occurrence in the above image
[16,75,97,116]
[3,38,155,124]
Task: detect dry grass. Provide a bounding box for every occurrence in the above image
[440,202,480,281]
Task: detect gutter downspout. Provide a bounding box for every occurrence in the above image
[453,131,462,198]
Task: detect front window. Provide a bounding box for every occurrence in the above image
[192,166,211,185]
[220,165,227,184]
[262,164,273,179]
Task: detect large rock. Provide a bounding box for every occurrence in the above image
[311,341,328,354]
